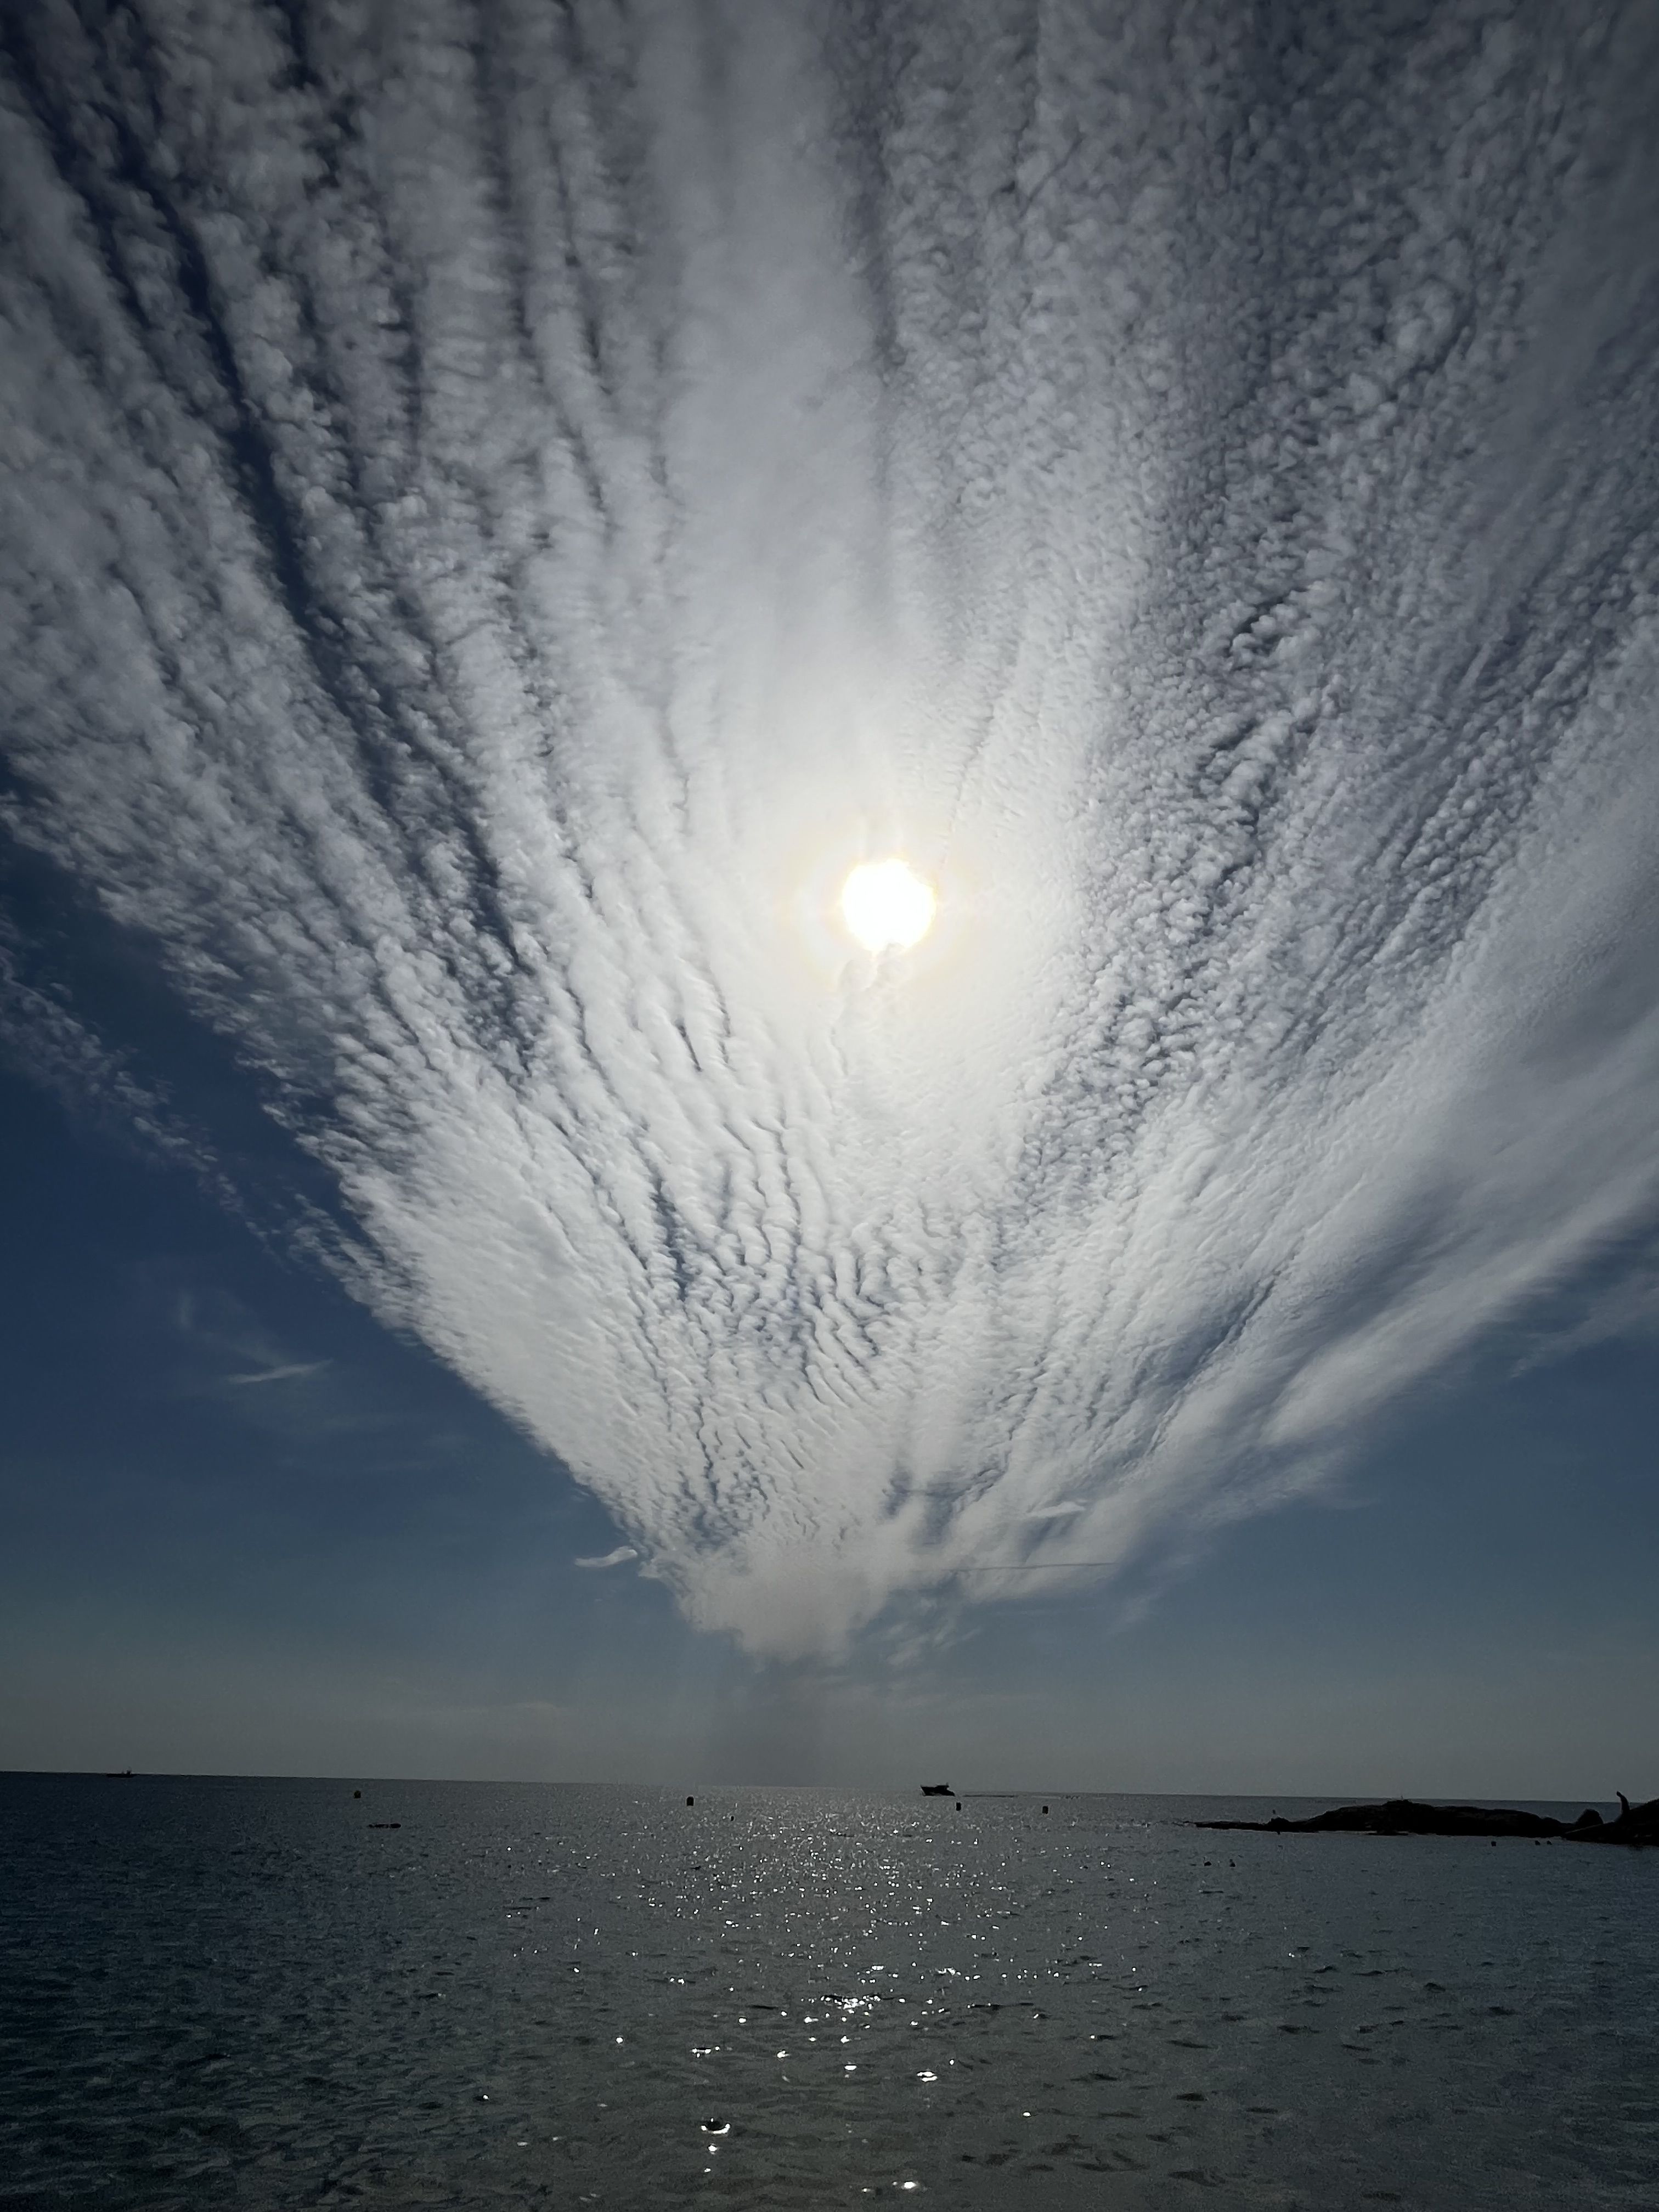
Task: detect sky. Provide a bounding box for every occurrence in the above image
[2,0,1657,1795]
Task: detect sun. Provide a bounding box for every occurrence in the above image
[840,858,936,952]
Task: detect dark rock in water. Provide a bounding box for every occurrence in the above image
[1575,1795,1659,1846]
[1196,1795,1659,1846]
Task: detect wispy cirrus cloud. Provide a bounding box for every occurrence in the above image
[223,1361,332,1389]
[1,0,1656,1655]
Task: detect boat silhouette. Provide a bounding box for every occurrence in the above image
[920,1783,952,1796]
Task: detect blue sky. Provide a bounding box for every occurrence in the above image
[2,0,1657,1793]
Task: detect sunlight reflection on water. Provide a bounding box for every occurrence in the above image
[1,1776,1656,2208]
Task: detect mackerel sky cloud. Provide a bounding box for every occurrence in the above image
[2,1,1657,1660]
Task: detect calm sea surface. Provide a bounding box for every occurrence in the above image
[2,1775,1656,2209]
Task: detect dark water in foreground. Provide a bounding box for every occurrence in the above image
[2,1776,1656,2209]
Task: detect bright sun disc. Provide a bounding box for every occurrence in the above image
[840,858,936,952]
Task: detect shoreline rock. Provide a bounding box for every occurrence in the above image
[1195,1794,1658,1845]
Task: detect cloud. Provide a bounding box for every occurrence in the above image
[223,1361,332,1388]
[2,1,1657,1656]
[575,1547,641,1572]
[0,906,221,1184]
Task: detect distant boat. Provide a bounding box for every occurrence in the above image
[920,1783,952,1796]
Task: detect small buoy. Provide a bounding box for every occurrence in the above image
[353,1790,361,1799]
[1041,1805,1048,1815]
[687,1795,695,1807]
[955,1801,961,1811]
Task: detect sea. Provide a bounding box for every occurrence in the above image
[2,1775,1655,2209]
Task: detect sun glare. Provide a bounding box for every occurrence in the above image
[840,858,936,953]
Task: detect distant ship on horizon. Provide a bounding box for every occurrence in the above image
[920,1782,952,1796]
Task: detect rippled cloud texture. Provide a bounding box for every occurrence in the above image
[3,1,1658,1655]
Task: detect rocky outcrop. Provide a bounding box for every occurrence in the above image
[1195,1795,1658,1844]
[1571,1793,1659,1845]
